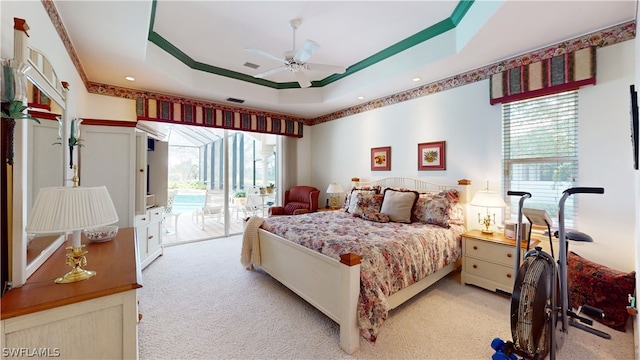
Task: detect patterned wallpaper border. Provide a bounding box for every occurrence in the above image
[308,20,636,126]
[41,0,635,127]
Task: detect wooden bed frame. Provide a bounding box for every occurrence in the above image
[254,177,470,354]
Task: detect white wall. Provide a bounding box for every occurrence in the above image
[307,40,637,272]
[574,41,637,269]
[310,79,502,192]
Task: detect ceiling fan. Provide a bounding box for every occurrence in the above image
[244,18,346,88]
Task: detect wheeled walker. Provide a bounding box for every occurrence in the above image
[491,187,607,360]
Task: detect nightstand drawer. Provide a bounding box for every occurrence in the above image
[465,238,518,267]
[463,259,515,291]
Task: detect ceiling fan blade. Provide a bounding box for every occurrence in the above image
[294,39,320,62]
[305,63,346,74]
[244,47,284,63]
[294,71,312,88]
[253,66,287,78]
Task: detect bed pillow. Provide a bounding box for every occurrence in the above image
[448,203,465,225]
[567,251,636,331]
[413,190,459,227]
[379,188,419,223]
[345,186,380,213]
[361,212,390,223]
[350,192,384,216]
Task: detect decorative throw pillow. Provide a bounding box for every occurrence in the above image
[567,251,636,331]
[448,203,465,225]
[413,191,458,227]
[345,186,380,213]
[361,212,390,223]
[379,188,419,223]
[350,192,384,217]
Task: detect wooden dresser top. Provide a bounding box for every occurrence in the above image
[1,227,142,319]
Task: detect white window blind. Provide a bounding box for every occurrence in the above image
[502,90,579,227]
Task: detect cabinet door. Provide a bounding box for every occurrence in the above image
[135,225,148,259]
[147,221,161,256]
[135,131,148,215]
[80,125,135,228]
[147,208,163,255]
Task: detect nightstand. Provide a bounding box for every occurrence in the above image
[461,229,540,295]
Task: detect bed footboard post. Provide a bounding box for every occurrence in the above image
[339,253,361,354]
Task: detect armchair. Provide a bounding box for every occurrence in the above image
[268,185,320,216]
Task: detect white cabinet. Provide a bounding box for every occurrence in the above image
[135,207,164,269]
[80,124,136,228]
[1,291,139,359]
[135,131,169,215]
[1,228,141,359]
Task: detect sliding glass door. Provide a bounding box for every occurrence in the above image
[166,126,278,244]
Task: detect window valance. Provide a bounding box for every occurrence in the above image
[135,97,303,138]
[490,47,596,105]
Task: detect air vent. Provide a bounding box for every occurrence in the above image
[243,62,260,69]
[226,97,245,104]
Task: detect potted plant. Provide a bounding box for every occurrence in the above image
[1,99,40,165]
[233,190,247,206]
[267,182,275,194]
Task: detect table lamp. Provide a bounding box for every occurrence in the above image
[470,182,506,234]
[326,182,344,209]
[25,185,119,283]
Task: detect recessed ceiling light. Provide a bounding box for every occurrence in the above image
[125,76,135,81]
[358,96,364,100]
[412,77,421,82]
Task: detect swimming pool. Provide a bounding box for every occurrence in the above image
[172,193,205,213]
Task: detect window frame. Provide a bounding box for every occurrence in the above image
[501,90,580,228]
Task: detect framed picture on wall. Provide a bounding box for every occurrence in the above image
[418,141,446,171]
[371,146,391,171]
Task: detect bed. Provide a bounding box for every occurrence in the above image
[241,177,470,354]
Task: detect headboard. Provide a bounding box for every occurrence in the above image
[356,177,471,205]
[354,177,472,229]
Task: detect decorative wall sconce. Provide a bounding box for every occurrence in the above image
[1,60,39,166]
[54,117,82,168]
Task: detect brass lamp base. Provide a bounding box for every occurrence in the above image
[55,246,96,284]
[55,268,96,284]
[480,214,494,234]
[331,196,338,208]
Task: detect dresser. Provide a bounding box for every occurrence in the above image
[461,229,540,295]
[1,228,142,359]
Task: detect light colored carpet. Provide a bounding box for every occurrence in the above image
[138,235,635,359]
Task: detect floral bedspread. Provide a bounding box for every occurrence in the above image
[260,210,465,342]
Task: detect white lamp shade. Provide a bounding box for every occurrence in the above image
[26,186,119,233]
[326,183,344,194]
[470,190,506,208]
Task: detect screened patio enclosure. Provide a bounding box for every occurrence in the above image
[138,121,279,244]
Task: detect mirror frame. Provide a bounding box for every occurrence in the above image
[10,26,69,287]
